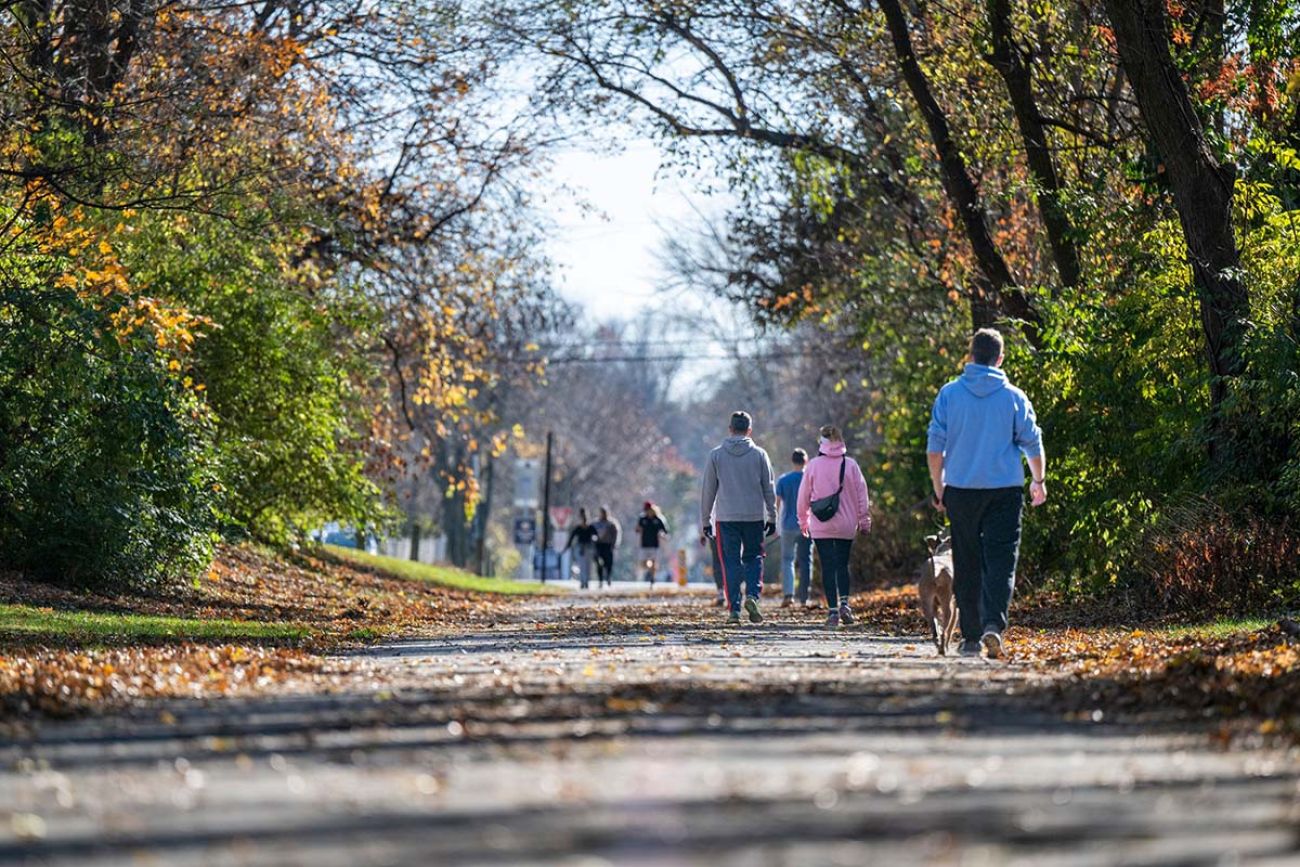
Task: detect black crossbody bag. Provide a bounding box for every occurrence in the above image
[809,458,846,522]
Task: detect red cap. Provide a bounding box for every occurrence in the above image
[643,501,653,510]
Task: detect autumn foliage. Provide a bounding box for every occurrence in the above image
[0,1,557,586]
[503,0,1300,610]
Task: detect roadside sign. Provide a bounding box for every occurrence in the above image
[549,506,573,529]
[532,547,562,582]
[512,517,536,546]
[513,459,540,509]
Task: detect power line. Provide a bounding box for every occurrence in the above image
[507,349,831,365]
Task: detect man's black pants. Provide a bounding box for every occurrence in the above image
[943,486,1023,641]
[594,543,614,585]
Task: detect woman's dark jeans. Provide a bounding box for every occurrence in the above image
[813,537,854,608]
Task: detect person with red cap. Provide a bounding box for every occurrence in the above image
[635,501,670,585]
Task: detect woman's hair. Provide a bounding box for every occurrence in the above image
[819,424,843,441]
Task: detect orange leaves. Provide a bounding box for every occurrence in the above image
[0,544,518,721]
[108,295,211,363]
[848,585,1299,738]
[0,645,323,718]
[1015,620,1300,738]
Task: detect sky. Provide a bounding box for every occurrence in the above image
[540,138,765,395]
[544,141,721,321]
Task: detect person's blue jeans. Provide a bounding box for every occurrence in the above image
[716,521,765,613]
[779,528,813,601]
[943,486,1024,641]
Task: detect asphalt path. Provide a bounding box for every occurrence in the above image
[2,591,1297,866]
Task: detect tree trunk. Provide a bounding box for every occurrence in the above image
[474,452,495,576]
[409,519,422,562]
[1104,0,1250,460]
[985,0,1082,290]
[436,440,473,567]
[877,0,1043,340]
[443,485,471,568]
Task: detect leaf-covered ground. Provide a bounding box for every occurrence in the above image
[849,585,1300,740]
[3,590,1296,865]
[2,554,1297,744]
[0,545,525,724]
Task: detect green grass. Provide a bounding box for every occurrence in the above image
[0,603,310,645]
[1157,616,1273,640]
[321,545,563,595]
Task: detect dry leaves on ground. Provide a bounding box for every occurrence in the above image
[0,544,514,721]
[1015,625,1300,737]
[0,645,332,720]
[849,584,1300,738]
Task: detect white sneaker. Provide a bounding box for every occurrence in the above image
[981,629,1003,660]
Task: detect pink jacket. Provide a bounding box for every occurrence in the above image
[797,442,871,539]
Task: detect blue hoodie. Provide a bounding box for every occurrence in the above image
[927,364,1042,490]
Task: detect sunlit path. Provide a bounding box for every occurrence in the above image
[4,593,1296,866]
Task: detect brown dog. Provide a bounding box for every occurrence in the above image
[917,534,958,655]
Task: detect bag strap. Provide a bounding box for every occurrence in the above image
[834,457,845,493]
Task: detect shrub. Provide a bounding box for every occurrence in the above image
[1139,500,1300,614]
[0,276,217,589]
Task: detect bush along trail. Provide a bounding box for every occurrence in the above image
[0,546,553,726]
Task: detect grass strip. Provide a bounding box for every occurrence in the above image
[322,545,563,595]
[0,603,310,645]
[1156,617,1274,640]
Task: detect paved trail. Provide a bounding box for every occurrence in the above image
[2,592,1298,866]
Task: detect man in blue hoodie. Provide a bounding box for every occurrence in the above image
[927,328,1046,659]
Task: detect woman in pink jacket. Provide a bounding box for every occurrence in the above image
[797,424,871,628]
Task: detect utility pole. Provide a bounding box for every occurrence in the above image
[539,430,554,582]
[474,452,494,576]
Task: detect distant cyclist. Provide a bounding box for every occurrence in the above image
[636,501,669,585]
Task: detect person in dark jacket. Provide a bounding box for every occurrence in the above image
[562,509,598,589]
[591,507,620,587]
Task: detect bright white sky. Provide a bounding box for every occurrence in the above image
[538,135,767,396]
[544,140,722,320]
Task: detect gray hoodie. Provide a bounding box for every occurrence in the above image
[700,436,776,526]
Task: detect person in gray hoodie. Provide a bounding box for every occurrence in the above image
[700,411,777,624]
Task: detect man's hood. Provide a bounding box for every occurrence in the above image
[959,363,1009,398]
[722,435,755,456]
